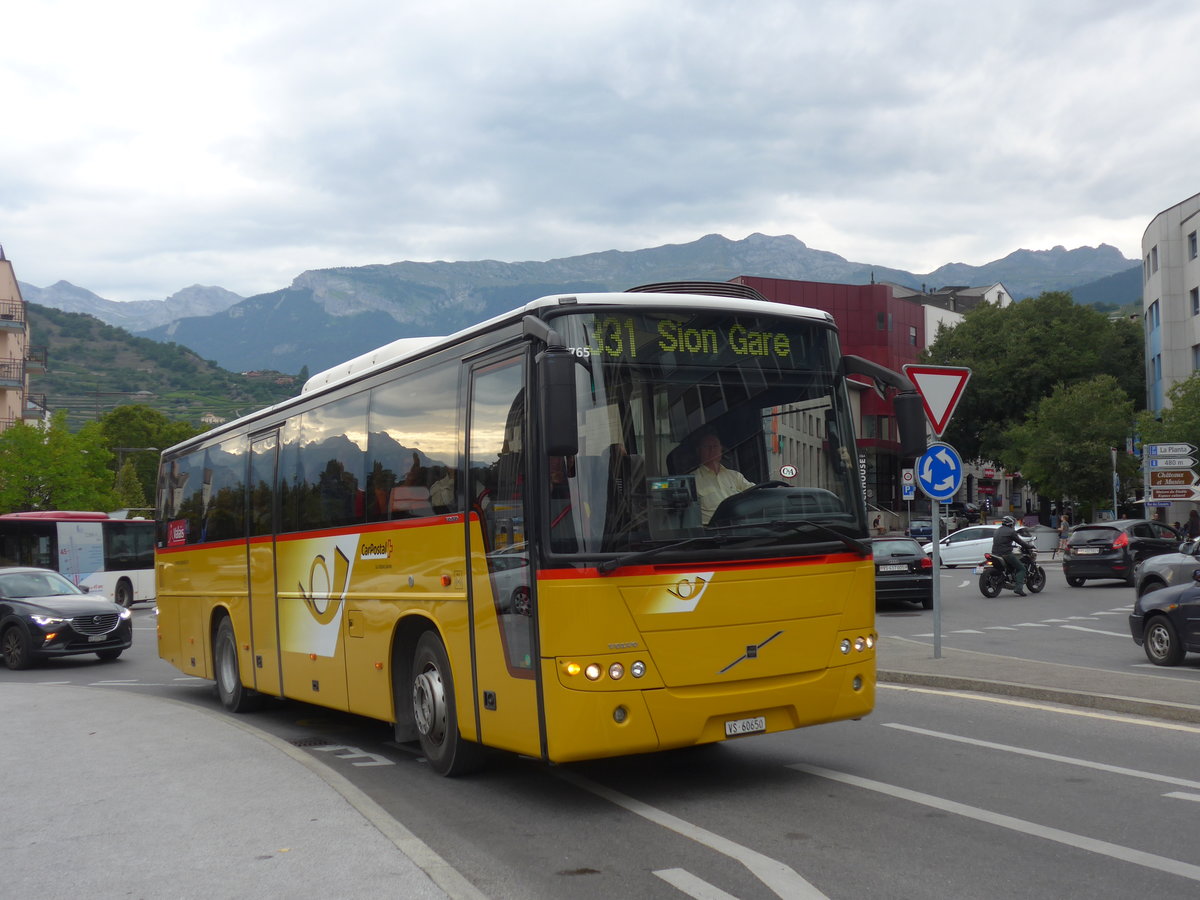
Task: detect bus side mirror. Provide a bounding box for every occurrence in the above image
[893,391,927,458]
[539,348,578,456]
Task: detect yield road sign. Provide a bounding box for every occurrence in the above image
[916,442,963,501]
[902,365,971,437]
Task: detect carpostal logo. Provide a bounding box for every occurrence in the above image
[360,538,393,560]
[645,572,715,614]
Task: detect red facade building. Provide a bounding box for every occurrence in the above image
[733,275,927,511]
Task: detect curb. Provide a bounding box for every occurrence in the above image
[878,669,1200,725]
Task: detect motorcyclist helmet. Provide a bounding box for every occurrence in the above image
[1001,515,1015,526]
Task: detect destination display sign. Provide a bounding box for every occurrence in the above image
[560,312,819,367]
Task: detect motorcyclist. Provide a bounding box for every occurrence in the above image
[991,515,1034,596]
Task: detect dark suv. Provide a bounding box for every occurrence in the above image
[1062,519,1184,587]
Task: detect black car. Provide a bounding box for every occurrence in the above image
[0,567,133,670]
[1129,569,1200,666]
[870,536,933,609]
[1061,519,1183,587]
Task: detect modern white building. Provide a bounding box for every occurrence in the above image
[1143,192,1200,413]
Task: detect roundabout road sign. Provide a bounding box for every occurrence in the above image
[917,442,963,502]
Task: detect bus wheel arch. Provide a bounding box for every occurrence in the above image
[405,627,485,776]
[212,611,261,713]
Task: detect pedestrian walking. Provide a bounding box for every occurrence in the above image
[1054,513,1071,558]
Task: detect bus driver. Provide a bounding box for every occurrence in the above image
[691,430,753,524]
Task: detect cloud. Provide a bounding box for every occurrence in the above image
[3,0,1198,299]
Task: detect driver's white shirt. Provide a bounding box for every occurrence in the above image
[692,464,754,524]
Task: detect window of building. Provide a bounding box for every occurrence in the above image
[1190,231,1198,260]
[1192,344,1200,371]
[908,325,918,345]
[1192,287,1199,317]
[1148,299,1160,330]
[876,311,886,330]
[1151,245,1159,273]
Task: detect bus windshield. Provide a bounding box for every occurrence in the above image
[543,308,864,559]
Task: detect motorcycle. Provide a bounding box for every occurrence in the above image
[977,546,1045,597]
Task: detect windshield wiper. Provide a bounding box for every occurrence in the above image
[718,519,871,556]
[596,535,727,575]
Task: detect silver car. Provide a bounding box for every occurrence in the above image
[1133,539,1200,598]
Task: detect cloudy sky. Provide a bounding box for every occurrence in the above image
[4,0,1198,301]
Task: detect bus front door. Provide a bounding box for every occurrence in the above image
[247,432,283,697]
[465,353,543,759]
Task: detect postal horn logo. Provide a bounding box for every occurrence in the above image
[646,572,715,614]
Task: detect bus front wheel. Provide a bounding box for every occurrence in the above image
[115,579,134,608]
[214,617,260,713]
[411,631,484,776]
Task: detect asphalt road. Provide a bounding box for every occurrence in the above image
[7,588,1200,899]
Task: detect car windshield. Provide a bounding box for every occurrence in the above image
[0,571,83,599]
[542,309,865,561]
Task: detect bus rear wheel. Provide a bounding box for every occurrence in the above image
[411,631,484,776]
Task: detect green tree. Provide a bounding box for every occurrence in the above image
[1003,376,1138,518]
[924,292,1144,464]
[0,413,118,512]
[98,405,204,502]
[113,458,149,508]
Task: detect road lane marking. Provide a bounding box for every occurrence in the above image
[1014,622,1051,627]
[309,744,393,767]
[1165,792,1200,803]
[983,626,1019,631]
[655,868,739,899]
[1058,625,1130,638]
[879,685,1200,733]
[557,770,827,900]
[788,763,1200,883]
[882,723,1200,790]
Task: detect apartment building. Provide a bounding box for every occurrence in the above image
[1142,192,1200,413]
[0,245,48,432]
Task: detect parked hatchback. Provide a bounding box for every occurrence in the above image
[1062,519,1183,587]
[869,537,933,609]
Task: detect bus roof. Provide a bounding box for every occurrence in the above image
[301,290,835,395]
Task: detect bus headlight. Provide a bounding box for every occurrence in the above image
[631,660,646,678]
[585,663,602,681]
[608,662,624,680]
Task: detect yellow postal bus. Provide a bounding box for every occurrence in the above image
[155,283,924,774]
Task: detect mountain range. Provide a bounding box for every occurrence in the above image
[19,233,1141,374]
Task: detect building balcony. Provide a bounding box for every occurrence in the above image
[0,301,26,330]
[26,346,47,374]
[0,357,24,388]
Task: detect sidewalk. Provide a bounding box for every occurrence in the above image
[878,635,1200,724]
[0,683,482,900]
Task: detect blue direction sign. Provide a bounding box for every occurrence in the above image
[916,442,963,501]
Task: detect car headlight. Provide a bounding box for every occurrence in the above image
[119,608,133,620]
[31,614,68,626]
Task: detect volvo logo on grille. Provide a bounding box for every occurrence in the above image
[719,630,783,674]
